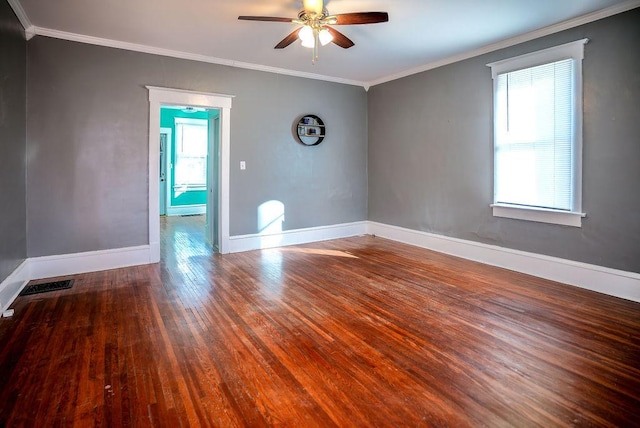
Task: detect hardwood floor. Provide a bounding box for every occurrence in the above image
[1,216,639,426]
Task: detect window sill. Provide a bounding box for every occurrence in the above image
[173,185,206,192]
[491,204,585,227]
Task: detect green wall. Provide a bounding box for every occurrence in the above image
[160,107,209,207]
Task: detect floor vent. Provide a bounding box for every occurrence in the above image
[19,280,74,296]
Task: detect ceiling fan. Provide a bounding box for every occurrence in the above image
[238,0,389,63]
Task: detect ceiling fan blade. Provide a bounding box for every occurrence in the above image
[333,12,389,25]
[238,16,293,23]
[275,28,302,49]
[327,28,354,49]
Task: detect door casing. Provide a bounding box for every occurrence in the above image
[206,114,221,250]
[147,86,233,260]
[159,127,171,216]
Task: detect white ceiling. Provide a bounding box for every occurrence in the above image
[11,0,640,87]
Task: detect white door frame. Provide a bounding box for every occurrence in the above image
[206,115,221,250]
[159,127,172,216]
[147,86,234,261]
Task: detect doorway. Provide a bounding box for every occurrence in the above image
[147,86,233,262]
[159,107,221,249]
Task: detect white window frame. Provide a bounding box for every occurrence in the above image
[487,39,588,227]
[174,117,208,192]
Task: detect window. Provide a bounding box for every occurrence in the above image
[487,39,588,227]
[174,118,208,192]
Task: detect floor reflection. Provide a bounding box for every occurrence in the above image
[160,214,216,302]
[276,247,358,258]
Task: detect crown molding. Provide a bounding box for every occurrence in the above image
[366,0,640,88]
[17,0,639,89]
[24,26,36,40]
[29,26,367,88]
[6,0,35,39]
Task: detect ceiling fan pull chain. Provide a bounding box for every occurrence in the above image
[313,29,319,64]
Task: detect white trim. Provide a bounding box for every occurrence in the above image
[0,246,152,314]
[20,1,638,88]
[147,86,233,108]
[367,0,640,87]
[28,27,366,88]
[218,104,232,254]
[488,39,586,225]
[367,222,640,303]
[491,204,585,227]
[29,245,151,280]
[174,117,208,126]
[5,0,35,39]
[171,117,208,205]
[172,185,206,192]
[160,127,172,216]
[24,27,36,40]
[487,38,588,76]
[2,222,637,313]
[166,205,206,217]
[228,221,368,253]
[206,116,221,248]
[0,260,30,313]
[147,86,233,257]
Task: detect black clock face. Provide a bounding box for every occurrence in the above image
[296,115,325,146]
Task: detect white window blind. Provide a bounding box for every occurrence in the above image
[494,59,574,210]
[487,39,587,227]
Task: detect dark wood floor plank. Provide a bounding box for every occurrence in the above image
[1,215,639,426]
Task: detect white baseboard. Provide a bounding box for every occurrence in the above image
[166,205,205,216]
[3,221,636,314]
[29,245,152,280]
[368,222,640,303]
[229,221,368,253]
[0,260,30,313]
[149,242,161,264]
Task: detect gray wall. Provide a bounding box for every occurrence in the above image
[368,8,640,274]
[26,37,367,257]
[20,7,640,274]
[0,0,27,282]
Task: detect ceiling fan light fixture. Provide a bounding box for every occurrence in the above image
[318,28,333,46]
[303,0,324,16]
[239,2,389,63]
[299,25,315,48]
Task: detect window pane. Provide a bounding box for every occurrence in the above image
[175,121,208,187]
[179,124,208,156]
[494,58,574,211]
